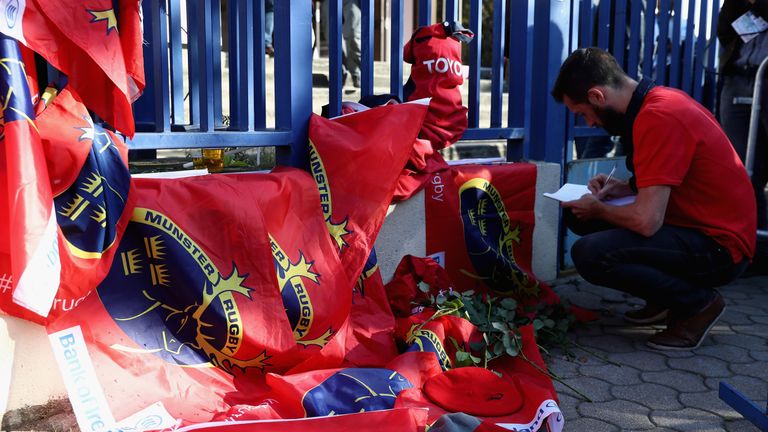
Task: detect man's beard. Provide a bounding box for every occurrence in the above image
[593,104,627,137]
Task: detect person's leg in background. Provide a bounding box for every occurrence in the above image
[321,0,350,86]
[265,0,275,56]
[342,0,361,88]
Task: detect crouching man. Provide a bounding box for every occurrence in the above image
[551,47,756,350]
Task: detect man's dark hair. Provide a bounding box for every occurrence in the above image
[551,47,627,104]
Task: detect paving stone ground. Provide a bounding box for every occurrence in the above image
[548,273,768,431]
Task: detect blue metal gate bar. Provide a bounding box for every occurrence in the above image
[274,0,312,166]
[526,0,570,164]
[254,0,268,129]
[669,0,684,88]
[228,0,254,131]
[641,1,656,79]
[186,1,200,130]
[467,0,481,129]
[627,0,642,79]
[169,0,185,126]
[612,0,627,70]
[656,0,671,86]
[705,0,720,107]
[489,0,506,128]
[503,0,532,161]
[129,131,292,150]
[390,0,404,100]
[418,0,431,27]
[719,382,768,431]
[327,0,343,118]
[445,0,457,22]
[361,0,374,96]
[133,0,170,133]
[682,0,696,94]
[597,0,611,50]
[211,0,224,129]
[693,0,708,102]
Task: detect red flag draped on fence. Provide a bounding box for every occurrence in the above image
[305,101,428,367]
[0,34,60,319]
[0,0,144,136]
[307,101,429,282]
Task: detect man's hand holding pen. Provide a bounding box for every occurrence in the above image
[563,164,634,221]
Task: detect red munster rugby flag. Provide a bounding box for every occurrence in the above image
[0,34,60,319]
[307,100,428,283]
[307,102,427,367]
[1,84,135,324]
[425,162,561,308]
[42,87,134,323]
[0,0,144,136]
[47,170,352,427]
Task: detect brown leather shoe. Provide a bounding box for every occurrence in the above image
[624,303,669,325]
[646,291,725,351]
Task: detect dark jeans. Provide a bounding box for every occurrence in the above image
[720,73,768,229]
[567,215,748,317]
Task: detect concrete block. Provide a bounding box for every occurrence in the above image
[375,190,427,284]
[0,315,67,412]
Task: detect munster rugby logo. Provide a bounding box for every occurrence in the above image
[355,249,379,299]
[308,142,351,251]
[271,235,333,347]
[302,368,413,416]
[98,208,268,372]
[459,178,538,296]
[405,325,451,370]
[55,119,130,259]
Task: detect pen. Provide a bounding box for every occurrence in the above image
[599,163,617,196]
[604,163,617,186]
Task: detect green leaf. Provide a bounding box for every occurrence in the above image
[493,341,504,356]
[502,332,512,349]
[533,319,545,330]
[418,281,430,293]
[544,318,556,328]
[491,321,509,332]
[436,293,447,305]
[455,351,471,362]
[469,341,486,352]
[500,298,518,310]
[505,344,519,357]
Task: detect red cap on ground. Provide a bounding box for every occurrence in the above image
[423,367,523,417]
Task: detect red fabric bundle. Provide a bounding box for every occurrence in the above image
[404,21,474,150]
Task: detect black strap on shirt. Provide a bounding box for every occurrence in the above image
[622,78,656,193]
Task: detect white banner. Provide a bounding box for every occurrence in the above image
[49,326,115,431]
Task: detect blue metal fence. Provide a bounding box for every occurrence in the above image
[129,0,720,169]
[567,0,721,159]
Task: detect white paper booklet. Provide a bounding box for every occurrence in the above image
[543,183,636,206]
[732,11,768,43]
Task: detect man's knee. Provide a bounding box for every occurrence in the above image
[571,234,610,275]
